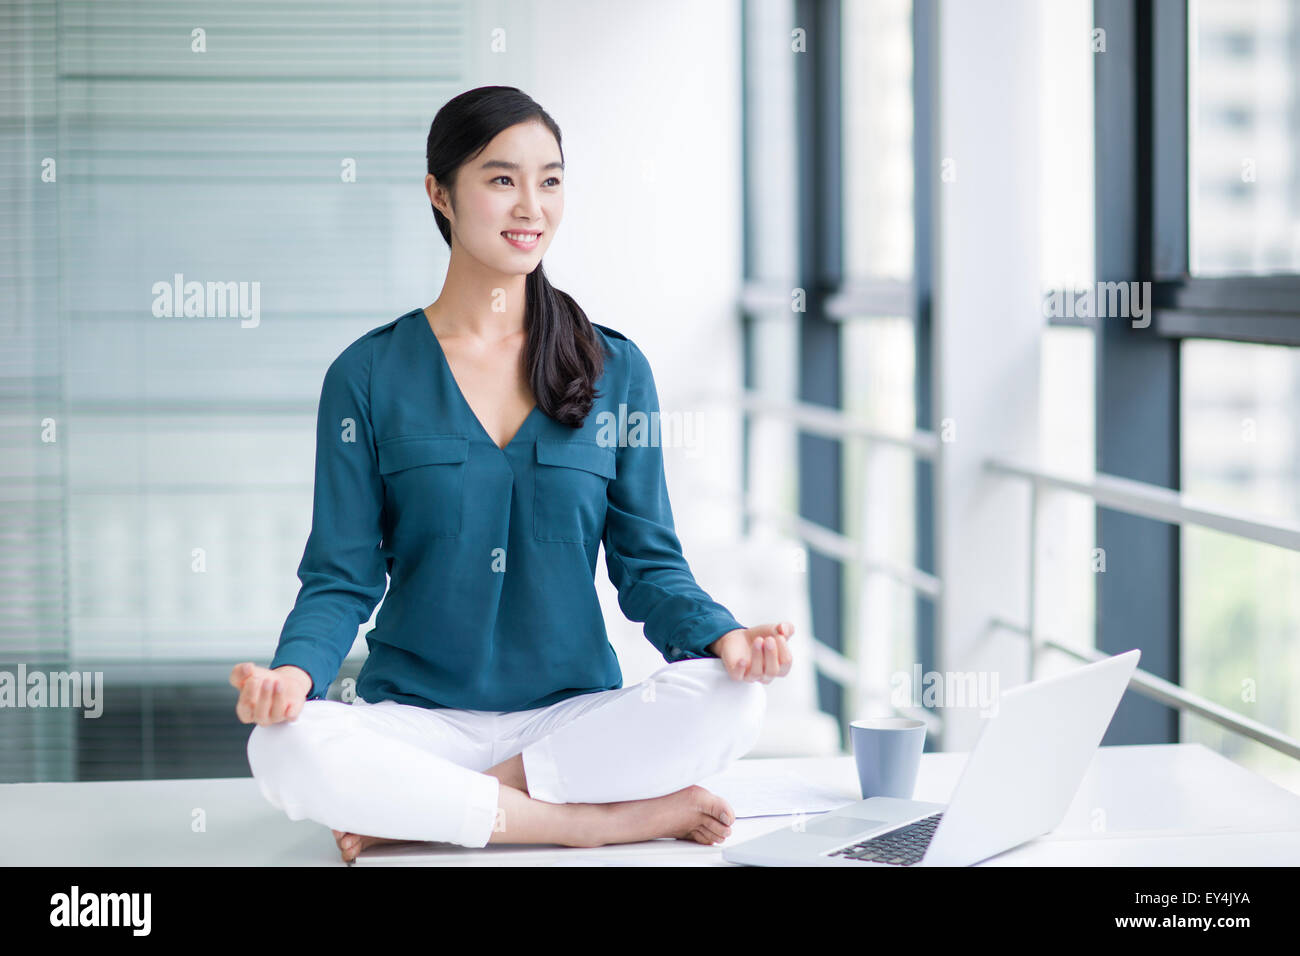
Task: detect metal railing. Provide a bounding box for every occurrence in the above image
[681,387,1300,762]
[986,456,1300,762]
[684,388,943,737]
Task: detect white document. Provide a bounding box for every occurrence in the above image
[694,764,859,819]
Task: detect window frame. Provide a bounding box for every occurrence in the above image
[1092,0,1184,746]
[1062,0,1300,346]
[738,0,938,742]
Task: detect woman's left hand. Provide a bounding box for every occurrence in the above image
[707,622,795,683]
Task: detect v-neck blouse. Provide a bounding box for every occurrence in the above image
[269,307,746,711]
[422,313,541,452]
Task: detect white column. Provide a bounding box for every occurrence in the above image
[934,0,1044,749]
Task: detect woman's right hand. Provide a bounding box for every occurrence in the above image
[230,662,312,725]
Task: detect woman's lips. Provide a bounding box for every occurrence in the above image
[502,231,540,250]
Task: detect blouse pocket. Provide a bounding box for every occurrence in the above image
[377,434,469,539]
[534,438,617,543]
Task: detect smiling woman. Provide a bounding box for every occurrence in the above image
[235,85,793,863]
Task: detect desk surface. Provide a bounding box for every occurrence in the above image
[2,743,1297,866]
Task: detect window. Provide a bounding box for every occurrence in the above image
[740,0,933,739]
[744,0,800,285]
[1094,0,1300,792]
[1037,0,1096,667]
[841,0,919,718]
[841,315,917,709]
[1189,0,1300,277]
[1181,339,1300,793]
[843,0,914,282]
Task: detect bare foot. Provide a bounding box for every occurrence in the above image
[332,828,413,863]
[574,785,735,848]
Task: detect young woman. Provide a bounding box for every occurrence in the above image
[230,86,795,862]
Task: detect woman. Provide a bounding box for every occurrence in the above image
[231,86,795,863]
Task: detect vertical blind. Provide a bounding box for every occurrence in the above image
[2,0,475,689]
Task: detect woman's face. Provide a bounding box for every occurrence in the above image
[428,120,564,275]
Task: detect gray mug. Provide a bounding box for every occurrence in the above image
[850,717,926,799]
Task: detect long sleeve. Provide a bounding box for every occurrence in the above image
[269,339,389,700]
[601,340,746,662]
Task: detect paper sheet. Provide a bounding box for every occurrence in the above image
[349,767,863,863]
[694,766,859,819]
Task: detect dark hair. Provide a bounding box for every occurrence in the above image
[425,86,606,428]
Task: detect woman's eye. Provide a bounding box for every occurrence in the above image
[492,176,562,187]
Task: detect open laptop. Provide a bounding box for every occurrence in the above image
[722,648,1140,867]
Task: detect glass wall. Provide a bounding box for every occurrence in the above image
[1189,0,1300,276]
[741,0,800,534]
[1036,0,1096,670]
[840,316,916,712]
[843,0,914,282]
[1181,339,1300,793]
[841,0,918,719]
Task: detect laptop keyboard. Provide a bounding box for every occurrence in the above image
[826,812,945,865]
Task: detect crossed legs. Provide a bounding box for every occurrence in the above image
[250,658,766,861]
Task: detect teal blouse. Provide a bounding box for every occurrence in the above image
[269,307,746,711]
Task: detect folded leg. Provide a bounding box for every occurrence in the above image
[246,699,501,848]
[508,657,766,805]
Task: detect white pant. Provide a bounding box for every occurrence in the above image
[246,657,766,848]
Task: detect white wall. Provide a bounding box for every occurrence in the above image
[519,0,749,546]
[934,0,1045,749]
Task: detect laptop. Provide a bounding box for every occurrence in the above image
[722,648,1140,867]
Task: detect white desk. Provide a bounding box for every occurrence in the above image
[2,743,1297,866]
